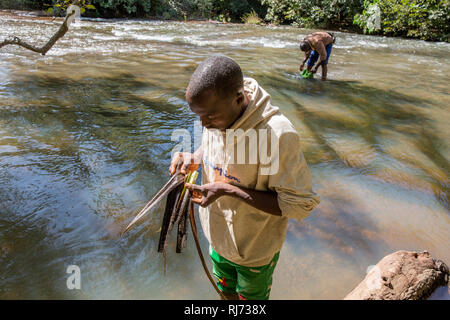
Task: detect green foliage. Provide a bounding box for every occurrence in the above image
[242,9,263,24]
[150,0,178,19]
[381,0,449,41]
[262,0,448,41]
[1,0,447,41]
[150,0,264,22]
[210,0,253,21]
[0,0,43,10]
[90,0,151,16]
[44,0,151,17]
[353,0,381,33]
[162,0,260,21]
[354,0,449,41]
[262,0,364,28]
[44,1,96,16]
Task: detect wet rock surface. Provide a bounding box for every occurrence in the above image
[345,251,449,300]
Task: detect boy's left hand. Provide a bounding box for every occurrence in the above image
[185,182,229,207]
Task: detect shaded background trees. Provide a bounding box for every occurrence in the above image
[0,0,448,41]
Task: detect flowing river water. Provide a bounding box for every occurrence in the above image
[0,12,449,299]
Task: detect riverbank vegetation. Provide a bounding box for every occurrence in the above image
[0,0,448,41]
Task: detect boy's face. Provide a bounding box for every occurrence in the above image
[186,89,246,131]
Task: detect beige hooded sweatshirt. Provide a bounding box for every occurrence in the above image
[199,77,320,267]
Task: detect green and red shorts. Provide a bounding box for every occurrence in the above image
[209,247,280,300]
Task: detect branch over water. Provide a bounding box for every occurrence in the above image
[0,1,80,55]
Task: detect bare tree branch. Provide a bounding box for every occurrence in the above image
[0,1,80,55]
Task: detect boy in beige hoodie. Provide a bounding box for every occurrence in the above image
[170,55,320,300]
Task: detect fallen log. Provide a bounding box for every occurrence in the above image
[345,250,449,300]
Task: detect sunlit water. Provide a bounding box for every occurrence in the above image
[0,12,449,299]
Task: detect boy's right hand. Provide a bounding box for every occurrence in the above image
[169,152,201,175]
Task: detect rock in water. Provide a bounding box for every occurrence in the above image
[344,250,449,300]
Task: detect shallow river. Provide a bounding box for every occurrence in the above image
[0,13,449,299]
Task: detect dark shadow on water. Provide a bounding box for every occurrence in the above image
[0,68,448,298]
[0,73,201,297]
[0,179,85,299]
[287,182,390,267]
[1,72,197,180]
[0,167,134,299]
[261,73,449,211]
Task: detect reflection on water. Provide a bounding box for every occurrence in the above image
[0,13,449,299]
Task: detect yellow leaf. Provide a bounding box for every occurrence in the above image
[47,7,53,14]
[80,7,86,14]
[86,4,96,10]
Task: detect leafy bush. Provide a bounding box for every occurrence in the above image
[242,9,263,24]
[262,0,364,28]
[149,0,179,19]
[0,0,43,10]
[1,0,447,41]
[210,0,252,21]
[151,0,216,20]
[155,0,264,22]
[353,0,382,33]
[38,0,147,17]
[354,0,449,41]
[90,0,152,17]
[262,0,448,41]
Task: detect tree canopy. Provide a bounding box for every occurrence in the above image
[0,0,448,41]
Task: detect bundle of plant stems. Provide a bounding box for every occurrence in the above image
[157,171,198,273]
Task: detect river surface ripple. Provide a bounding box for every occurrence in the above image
[0,15,449,299]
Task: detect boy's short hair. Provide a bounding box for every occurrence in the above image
[300,41,310,52]
[188,55,244,101]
